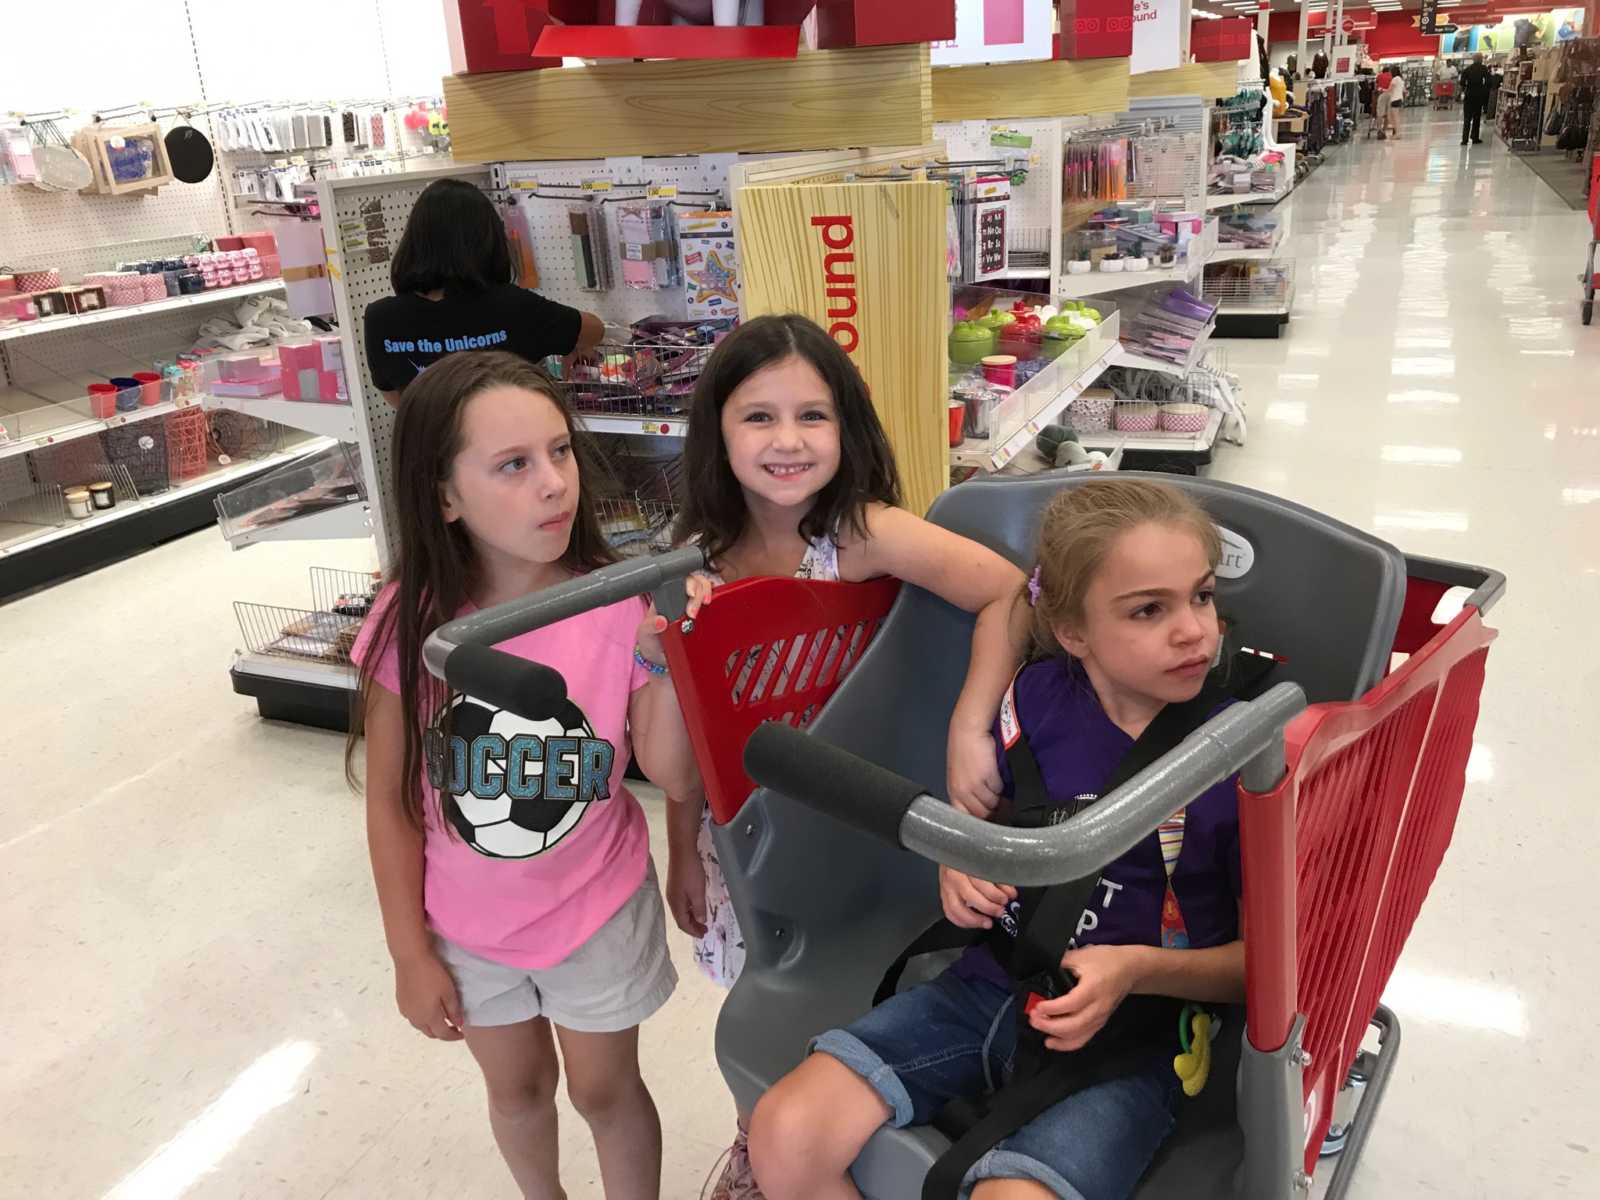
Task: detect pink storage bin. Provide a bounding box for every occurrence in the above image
[141,274,168,301]
[1159,403,1209,434]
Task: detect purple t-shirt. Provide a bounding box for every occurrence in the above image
[953,658,1242,988]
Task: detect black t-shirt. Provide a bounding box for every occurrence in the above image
[363,285,583,393]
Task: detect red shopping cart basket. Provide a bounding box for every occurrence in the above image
[661,575,901,824]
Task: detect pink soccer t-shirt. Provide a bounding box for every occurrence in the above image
[353,585,651,969]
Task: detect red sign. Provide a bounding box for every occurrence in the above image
[1342,16,1356,32]
[813,0,956,48]
[1191,16,1251,63]
[1054,0,1135,60]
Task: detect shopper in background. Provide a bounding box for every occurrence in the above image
[1460,53,1493,145]
[349,351,699,1200]
[1376,65,1395,135]
[748,480,1249,1200]
[665,314,1027,1200]
[1386,70,1407,137]
[363,179,605,405]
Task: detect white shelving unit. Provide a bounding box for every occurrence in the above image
[952,337,1120,473]
[223,496,371,550]
[1213,222,1284,263]
[0,280,285,344]
[1077,406,1224,456]
[205,394,359,442]
[1113,321,1218,378]
[1057,218,1218,300]
[0,436,330,562]
[0,392,207,463]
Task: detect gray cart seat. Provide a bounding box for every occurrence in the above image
[712,473,1411,1200]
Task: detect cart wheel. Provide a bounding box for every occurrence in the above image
[1584,300,1594,326]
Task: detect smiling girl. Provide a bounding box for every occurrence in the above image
[664,315,1025,1198]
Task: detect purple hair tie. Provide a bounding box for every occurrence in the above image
[1026,566,1043,607]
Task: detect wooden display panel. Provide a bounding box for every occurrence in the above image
[1128,61,1240,101]
[737,180,948,518]
[444,43,933,162]
[931,57,1130,123]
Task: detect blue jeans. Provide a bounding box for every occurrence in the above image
[812,969,1180,1200]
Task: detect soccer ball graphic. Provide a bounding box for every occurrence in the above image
[440,695,600,859]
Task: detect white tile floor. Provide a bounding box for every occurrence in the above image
[2,104,1596,1200]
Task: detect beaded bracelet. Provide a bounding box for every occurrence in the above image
[634,648,669,677]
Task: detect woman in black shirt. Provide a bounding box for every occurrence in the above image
[363,178,605,405]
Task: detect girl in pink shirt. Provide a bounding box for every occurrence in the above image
[350,350,699,1200]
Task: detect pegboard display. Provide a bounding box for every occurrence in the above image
[496,155,739,328]
[935,120,1060,276]
[319,164,494,568]
[0,118,233,271]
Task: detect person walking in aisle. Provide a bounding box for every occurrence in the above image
[1376,66,1395,136]
[1460,54,1493,145]
[1385,70,1407,138]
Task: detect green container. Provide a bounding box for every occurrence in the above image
[948,321,997,365]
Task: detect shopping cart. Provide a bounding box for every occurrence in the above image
[1432,80,1457,110]
[423,473,1502,1200]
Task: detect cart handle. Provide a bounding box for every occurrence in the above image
[422,547,708,717]
[743,681,1308,886]
[1403,555,1506,616]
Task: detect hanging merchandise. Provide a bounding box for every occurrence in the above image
[163,113,215,184]
[1,122,39,184]
[501,195,541,289]
[616,199,679,291]
[679,210,740,319]
[568,201,613,292]
[28,120,94,193]
[1062,132,1131,205]
[969,174,1011,282]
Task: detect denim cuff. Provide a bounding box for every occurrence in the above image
[810,1029,916,1128]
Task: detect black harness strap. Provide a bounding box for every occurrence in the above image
[916,649,1275,1200]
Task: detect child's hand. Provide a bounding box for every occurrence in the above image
[939,864,1017,930]
[636,605,670,671]
[684,572,718,621]
[947,726,1003,817]
[665,844,709,939]
[1028,944,1142,1052]
[394,950,465,1042]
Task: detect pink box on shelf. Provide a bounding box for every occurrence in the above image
[278,341,340,402]
[210,369,284,398]
[214,235,245,251]
[258,254,281,279]
[240,232,278,256]
[219,353,272,382]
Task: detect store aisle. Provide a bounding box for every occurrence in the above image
[1,104,1595,1200]
[1214,105,1599,1199]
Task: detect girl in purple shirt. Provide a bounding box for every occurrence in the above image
[748,479,1248,1200]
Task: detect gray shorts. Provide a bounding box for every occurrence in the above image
[434,863,678,1033]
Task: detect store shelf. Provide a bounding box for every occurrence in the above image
[1207,173,1292,210]
[1056,258,1200,299]
[223,497,371,549]
[951,338,1119,472]
[206,394,358,442]
[1077,406,1224,455]
[1113,320,1217,378]
[578,413,690,439]
[0,393,207,463]
[230,652,358,733]
[1212,224,1284,263]
[0,280,286,344]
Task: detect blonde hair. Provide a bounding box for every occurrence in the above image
[1028,479,1221,652]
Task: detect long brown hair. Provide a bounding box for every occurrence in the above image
[672,314,901,565]
[345,351,617,832]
